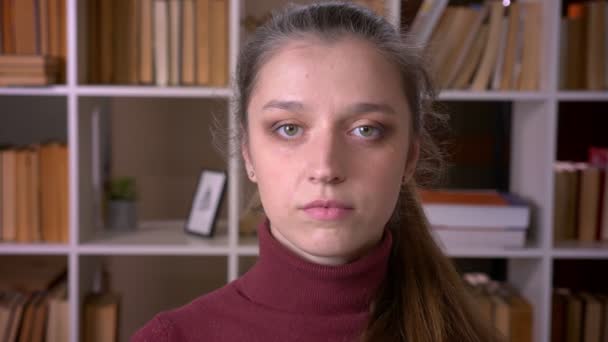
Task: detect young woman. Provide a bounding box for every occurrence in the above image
[132,2,500,341]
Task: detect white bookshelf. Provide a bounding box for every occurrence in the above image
[1,0,607,341]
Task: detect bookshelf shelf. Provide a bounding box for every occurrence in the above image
[77,243,231,256]
[0,86,69,96]
[552,243,608,259]
[79,220,230,254]
[75,85,233,98]
[439,90,550,102]
[0,244,70,255]
[556,91,608,102]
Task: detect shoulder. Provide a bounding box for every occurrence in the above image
[130,312,177,342]
[130,282,245,342]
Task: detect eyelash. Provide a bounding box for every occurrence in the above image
[273,123,385,141]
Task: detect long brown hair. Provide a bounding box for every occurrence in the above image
[220,2,502,341]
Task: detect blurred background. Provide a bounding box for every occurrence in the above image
[0,0,607,341]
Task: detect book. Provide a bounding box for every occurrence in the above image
[436,5,479,88]
[45,280,68,342]
[112,0,130,84]
[566,294,583,342]
[128,0,140,84]
[196,0,211,85]
[1,149,17,242]
[83,293,120,342]
[169,0,182,86]
[13,0,38,54]
[565,4,586,90]
[586,1,606,91]
[518,2,541,90]
[500,2,521,90]
[154,0,169,86]
[100,0,114,84]
[445,3,488,88]
[431,226,526,249]
[470,1,504,91]
[409,0,448,45]
[552,288,570,342]
[577,165,601,242]
[419,189,530,229]
[491,15,509,90]
[580,293,602,342]
[139,0,154,84]
[452,23,489,89]
[181,0,196,85]
[210,0,228,86]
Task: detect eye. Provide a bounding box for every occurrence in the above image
[351,125,382,139]
[275,124,302,139]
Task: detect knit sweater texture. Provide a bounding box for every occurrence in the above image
[131,218,393,342]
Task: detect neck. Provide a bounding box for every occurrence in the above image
[237,217,393,315]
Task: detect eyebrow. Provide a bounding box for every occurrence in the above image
[261,100,397,116]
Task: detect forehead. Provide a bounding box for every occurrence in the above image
[249,35,407,111]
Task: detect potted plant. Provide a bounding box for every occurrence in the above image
[106,177,138,231]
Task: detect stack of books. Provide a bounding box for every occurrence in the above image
[0,142,69,244]
[406,0,541,91]
[552,288,608,342]
[0,55,59,86]
[463,272,533,342]
[419,189,530,249]
[87,0,229,87]
[553,147,608,244]
[560,1,608,90]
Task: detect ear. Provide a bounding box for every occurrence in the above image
[241,141,257,183]
[402,138,420,184]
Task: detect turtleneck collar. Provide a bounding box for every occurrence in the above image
[237,217,393,315]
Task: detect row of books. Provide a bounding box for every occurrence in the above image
[0,55,59,87]
[0,257,68,342]
[560,1,608,91]
[420,189,530,249]
[463,272,533,342]
[0,0,66,85]
[409,0,541,91]
[87,0,228,87]
[552,288,608,342]
[0,143,69,244]
[553,147,608,243]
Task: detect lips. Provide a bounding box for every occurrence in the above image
[300,199,354,221]
[301,199,354,210]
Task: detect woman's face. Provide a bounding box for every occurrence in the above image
[242,36,419,265]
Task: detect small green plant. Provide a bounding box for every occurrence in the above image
[108,177,137,201]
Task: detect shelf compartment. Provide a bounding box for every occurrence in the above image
[76,97,229,244]
[78,254,227,342]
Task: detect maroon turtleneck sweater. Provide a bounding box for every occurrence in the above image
[131,218,393,342]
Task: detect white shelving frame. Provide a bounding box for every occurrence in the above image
[0,0,607,341]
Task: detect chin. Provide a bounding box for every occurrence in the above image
[298,235,360,261]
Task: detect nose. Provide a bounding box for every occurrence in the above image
[307,130,346,185]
